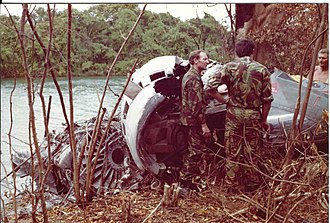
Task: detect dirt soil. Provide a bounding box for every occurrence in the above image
[3,182,328,223]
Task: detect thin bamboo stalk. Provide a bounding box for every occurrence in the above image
[8,69,18,223]
[25,6,70,127]
[5,3,49,222]
[39,4,55,195]
[67,3,82,205]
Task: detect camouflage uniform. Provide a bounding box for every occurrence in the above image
[207,56,273,192]
[180,67,208,190]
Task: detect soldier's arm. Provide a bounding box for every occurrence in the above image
[208,90,227,104]
[185,78,206,125]
[261,68,274,131]
[261,102,271,123]
[206,67,229,104]
[261,102,271,131]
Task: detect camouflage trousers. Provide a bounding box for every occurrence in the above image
[224,107,264,192]
[180,126,209,190]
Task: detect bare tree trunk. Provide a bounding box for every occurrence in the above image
[28,125,37,222]
[26,8,70,127]
[298,5,328,130]
[224,3,235,47]
[67,4,82,205]
[281,3,328,190]
[38,5,56,211]
[8,77,18,223]
[8,3,49,222]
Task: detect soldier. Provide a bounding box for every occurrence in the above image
[311,48,328,84]
[180,50,211,193]
[206,39,273,193]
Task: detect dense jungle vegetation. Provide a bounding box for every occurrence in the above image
[0,4,328,79]
[0,4,232,78]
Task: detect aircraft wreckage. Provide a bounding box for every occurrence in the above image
[13,56,328,196]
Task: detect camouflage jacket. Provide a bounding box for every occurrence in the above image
[207,56,273,109]
[180,67,207,126]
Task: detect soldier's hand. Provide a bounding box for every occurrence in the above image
[202,123,211,138]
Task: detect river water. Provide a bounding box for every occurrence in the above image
[0,76,126,201]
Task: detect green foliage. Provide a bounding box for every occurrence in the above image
[1,4,232,78]
[245,3,328,75]
[0,15,24,78]
[3,4,327,78]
